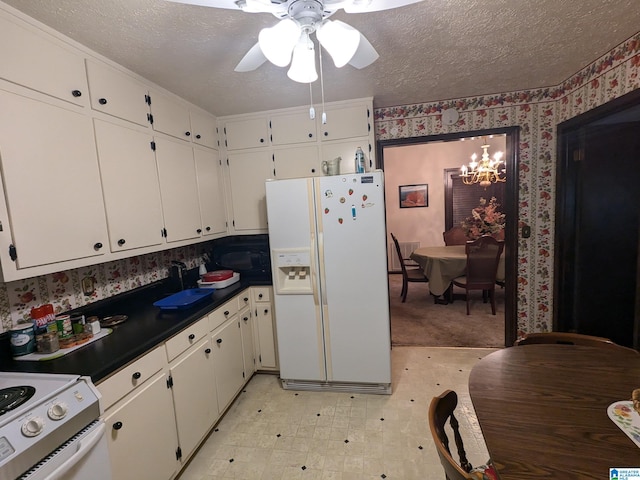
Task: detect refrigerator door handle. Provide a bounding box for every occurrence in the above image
[317,231,328,306]
[310,232,319,306]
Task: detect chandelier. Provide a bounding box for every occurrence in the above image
[460,138,506,188]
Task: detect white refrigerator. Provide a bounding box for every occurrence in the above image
[265,171,391,394]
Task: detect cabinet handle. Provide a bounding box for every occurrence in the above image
[243,297,249,302]
[243,316,249,322]
[113,421,123,430]
[98,98,108,105]
[264,309,268,314]
[188,333,195,340]
[117,239,126,246]
[93,242,103,250]
[71,90,82,97]
[132,371,141,379]
[195,134,201,139]
[185,131,191,137]
[216,338,222,344]
[324,131,328,137]
[258,293,263,299]
[308,133,313,138]
[205,348,211,354]
[311,168,316,173]
[197,228,202,234]
[259,138,264,143]
[224,310,229,316]
[205,226,211,232]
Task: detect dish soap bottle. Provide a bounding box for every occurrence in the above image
[199,262,207,277]
[355,146,365,173]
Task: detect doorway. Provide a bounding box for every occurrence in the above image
[555,90,640,349]
[377,128,519,347]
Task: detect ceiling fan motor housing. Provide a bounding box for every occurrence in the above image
[288,0,325,30]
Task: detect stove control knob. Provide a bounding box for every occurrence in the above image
[48,402,69,420]
[22,417,45,437]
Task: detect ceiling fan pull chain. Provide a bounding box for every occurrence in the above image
[309,83,315,119]
[319,43,327,124]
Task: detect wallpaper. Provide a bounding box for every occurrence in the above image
[0,32,638,336]
[374,33,640,337]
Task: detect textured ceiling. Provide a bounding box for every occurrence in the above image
[3,0,640,117]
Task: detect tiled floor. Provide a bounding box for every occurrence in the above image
[177,346,498,480]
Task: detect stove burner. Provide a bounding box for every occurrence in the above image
[0,385,35,416]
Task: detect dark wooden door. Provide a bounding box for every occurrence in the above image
[557,122,640,347]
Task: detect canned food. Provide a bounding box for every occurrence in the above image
[55,314,72,338]
[10,324,35,357]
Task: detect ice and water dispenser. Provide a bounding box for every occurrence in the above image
[273,249,313,294]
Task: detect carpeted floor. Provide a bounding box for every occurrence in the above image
[388,273,505,348]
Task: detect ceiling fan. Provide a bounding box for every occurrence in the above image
[167,0,423,82]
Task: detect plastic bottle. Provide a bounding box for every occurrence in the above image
[355,147,365,173]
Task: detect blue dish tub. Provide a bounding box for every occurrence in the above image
[153,288,214,310]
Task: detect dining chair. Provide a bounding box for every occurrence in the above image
[515,332,639,353]
[450,235,504,315]
[429,389,499,480]
[390,233,428,302]
[443,226,469,246]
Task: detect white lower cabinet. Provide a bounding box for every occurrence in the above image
[239,303,255,378]
[169,336,219,461]
[211,318,245,413]
[102,371,179,480]
[252,287,278,371]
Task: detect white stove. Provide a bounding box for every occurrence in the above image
[0,372,110,480]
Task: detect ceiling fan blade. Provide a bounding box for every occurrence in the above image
[234,43,268,72]
[341,0,424,13]
[166,0,286,14]
[348,33,379,69]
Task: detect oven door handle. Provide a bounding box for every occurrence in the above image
[44,422,106,480]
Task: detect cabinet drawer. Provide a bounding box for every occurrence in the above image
[165,316,209,362]
[208,298,238,331]
[97,346,165,410]
[238,290,251,311]
[252,287,271,303]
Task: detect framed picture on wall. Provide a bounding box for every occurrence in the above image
[399,184,428,208]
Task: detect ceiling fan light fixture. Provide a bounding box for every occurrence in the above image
[287,32,318,83]
[258,18,301,67]
[316,20,361,68]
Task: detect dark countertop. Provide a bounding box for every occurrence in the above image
[0,276,271,384]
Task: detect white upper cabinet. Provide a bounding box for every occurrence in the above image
[194,147,227,237]
[227,150,273,231]
[93,119,165,252]
[269,111,317,145]
[86,60,150,127]
[224,117,269,150]
[0,90,108,272]
[317,103,371,141]
[273,145,321,179]
[0,13,88,107]
[320,139,373,175]
[154,137,203,243]
[190,110,218,149]
[148,89,192,142]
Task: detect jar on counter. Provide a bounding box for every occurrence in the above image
[10,324,35,357]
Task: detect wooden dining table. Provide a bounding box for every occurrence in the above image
[469,344,640,479]
[410,245,505,297]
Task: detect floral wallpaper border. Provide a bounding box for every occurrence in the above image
[374,32,640,337]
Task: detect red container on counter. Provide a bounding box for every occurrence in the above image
[31,304,56,335]
[202,270,234,282]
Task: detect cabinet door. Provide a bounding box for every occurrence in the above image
[86,60,150,127]
[273,145,321,179]
[94,119,165,252]
[169,337,218,460]
[148,89,192,142]
[270,111,316,145]
[194,147,227,237]
[211,320,245,411]
[154,137,202,243]
[0,14,88,106]
[320,139,374,174]
[239,307,255,378]
[224,117,269,150]
[191,110,218,149]
[255,302,277,369]
[0,90,108,269]
[318,104,371,141]
[227,150,273,231]
[103,372,178,480]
